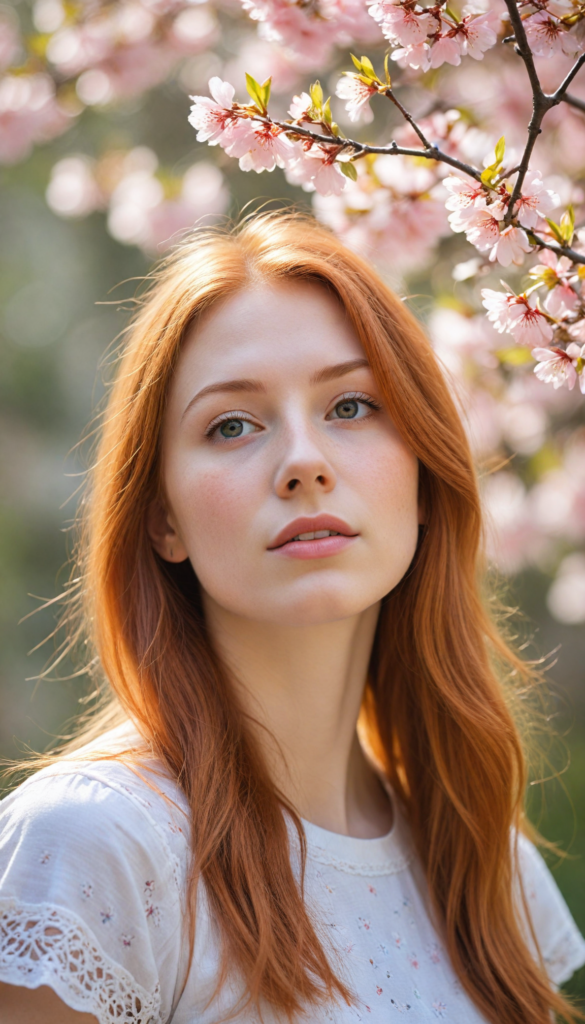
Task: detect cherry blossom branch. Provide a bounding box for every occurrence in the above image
[503,2,585,224]
[525,230,585,265]
[380,86,431,150]
[502,0,551,223]
[554,51,585,99]
[502,0,544,98]
[563,91,585,114]
[271,119,483,181]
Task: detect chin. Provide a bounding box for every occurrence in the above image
[257,585,380,628]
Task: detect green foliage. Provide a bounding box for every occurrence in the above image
[480,135,505,187]
[245,73,271,114]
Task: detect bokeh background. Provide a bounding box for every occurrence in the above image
[1,0,584,1008]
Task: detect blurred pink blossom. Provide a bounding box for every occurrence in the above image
[46,155,104,217]
[0,8,21,71]
[0,74,70,164]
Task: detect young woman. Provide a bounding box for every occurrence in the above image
[0,212,583,1024]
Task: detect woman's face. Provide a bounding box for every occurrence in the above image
[152,279,422,627]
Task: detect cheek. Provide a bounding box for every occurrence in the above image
[168,459,260,571]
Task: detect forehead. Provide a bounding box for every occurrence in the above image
[175,279,367,387]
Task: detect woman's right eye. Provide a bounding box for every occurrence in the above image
[207,416,259,441]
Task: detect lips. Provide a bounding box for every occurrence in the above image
[267,514,358,550]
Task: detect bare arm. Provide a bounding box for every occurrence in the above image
[0,982,99,1024]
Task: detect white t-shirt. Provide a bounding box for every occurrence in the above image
[1,719,584,1023]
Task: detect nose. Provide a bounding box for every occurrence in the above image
[273,419,337,498]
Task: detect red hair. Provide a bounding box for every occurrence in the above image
[6,211,581,1023]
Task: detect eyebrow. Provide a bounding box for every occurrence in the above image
[181,358,371,421]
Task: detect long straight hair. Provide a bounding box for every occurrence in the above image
[6,211,581,1023]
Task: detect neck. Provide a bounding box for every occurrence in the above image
[202,598,393,838]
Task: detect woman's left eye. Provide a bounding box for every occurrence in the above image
[327,394,380,421]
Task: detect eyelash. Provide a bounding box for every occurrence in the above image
[204,391,382,441]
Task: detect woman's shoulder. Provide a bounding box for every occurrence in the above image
[1,718,191,892]
[0,720,193,1023]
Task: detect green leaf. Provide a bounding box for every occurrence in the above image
[480,135,506,187]
[349,53,379,83]
[309,80,324,111]
[560,204,575,245]
[340,161,358,181]
[322,97,332,125]
[545,217,564,244]
[494,135,506,165]
[245,72,267,112]
[258,76,271,111]
[384,52,391,86]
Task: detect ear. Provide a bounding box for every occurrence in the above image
[146,497,189,563]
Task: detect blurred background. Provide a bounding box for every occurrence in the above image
[0,0,584,1007]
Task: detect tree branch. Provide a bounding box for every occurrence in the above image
[554,51,585,100]
[524,229,585,266]
[502,0,544,100]
[563,90,585,113]
[381,87,432,150]
[273,120,483,181]
[502,0,550,224]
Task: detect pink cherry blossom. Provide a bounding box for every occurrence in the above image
[489,225,532,267]
[524,11,582,58]
[460,9,499,60]
[507,298,555,346]
[512,170,559,228]
[188,77,242,148]
[233,121,300,172]
[288,92,312,121]
[463,208,502,250]
[481,289,515,333]
[391,40,431,71]
[482,290,554,346]
[443,175,485,212]
[430,34,464,69]
[531,346,582,391]
[371,4,433,46]
[529,250,580,317]
[286,143,347,196]
[335,75,377,124]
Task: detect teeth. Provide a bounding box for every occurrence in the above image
[291,530,341,542]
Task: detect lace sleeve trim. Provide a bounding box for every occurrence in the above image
[0,897,162,1023]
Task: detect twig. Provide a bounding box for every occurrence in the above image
[381,87,431,150]
[524,229,585,266]
[563,91,585,114]
[272,120,483,181]
[554,51,585,100]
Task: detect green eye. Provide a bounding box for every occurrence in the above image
[335,399,359,419]
[219,419,244,438]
